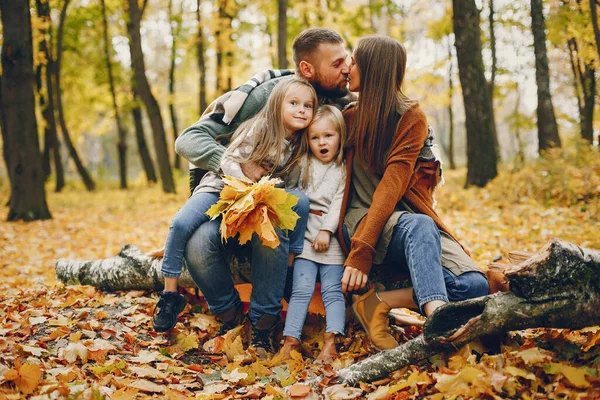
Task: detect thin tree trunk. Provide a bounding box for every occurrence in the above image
[36,0,63,192]
[590,0,600,62]
[215,0,226,96]
[447,36,456,170]
[101,0,128,189]
[197,0,207,113]
[168,0,182,171]
[132,87,158,184]
[0,76,9,192]
[513,80,525,167]
[1,0,52,221]
[531,0,562,153]
[277,0,288,69]
[452,0,498,187]
[56,0,95,191]
[568,38,596,143]
[488,0,501,159]
[126,0,176,193]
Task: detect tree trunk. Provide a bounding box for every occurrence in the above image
[56,0,95,191]
[101,0,128,189]
[34,0,65,193]
[452,0,498,188]
[591,0,600,62]
[446,36,456,170]
[277,0,288,69]
[567,38,596,143]
[327,239,600,385]
[168,0,182,171]
[0,0,52,221]
[487,0,501,160]
[197,0,207,114]
[131,87,158,184]
[531,0,562,153]
[215,0,226,96]
[126,0,176,193]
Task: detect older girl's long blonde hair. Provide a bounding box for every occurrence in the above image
[349,36,417,174]
[229,78,318,177]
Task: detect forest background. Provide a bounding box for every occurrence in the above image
[0,0,600,398]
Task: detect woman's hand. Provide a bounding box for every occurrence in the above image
[312,230,331,252]
[341,266,368,293]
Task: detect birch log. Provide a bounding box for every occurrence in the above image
[332,239,600,385]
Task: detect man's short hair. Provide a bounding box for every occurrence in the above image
[292,28,344,68]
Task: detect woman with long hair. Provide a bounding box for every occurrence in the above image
[338,36,489,350]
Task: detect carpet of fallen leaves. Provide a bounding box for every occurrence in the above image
[1,145,600,399]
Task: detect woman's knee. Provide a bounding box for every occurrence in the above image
[448,271,489,301]
[395,214,440,246]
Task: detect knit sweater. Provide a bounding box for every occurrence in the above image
[337,104,464,275]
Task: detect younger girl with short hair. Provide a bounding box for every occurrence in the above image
[280,105,347,362]
[153,78,317,334]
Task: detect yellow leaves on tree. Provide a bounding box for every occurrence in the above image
[3,362,43,395]
[206,176,300,248]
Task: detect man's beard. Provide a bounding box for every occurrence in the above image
[312,75,349,99]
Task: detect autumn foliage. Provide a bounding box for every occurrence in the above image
[0,145,599,398]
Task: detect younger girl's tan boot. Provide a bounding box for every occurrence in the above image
[278,336,301,361]
[316,332,339,363]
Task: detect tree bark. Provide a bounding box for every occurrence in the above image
[277,0,288,69]
[56,0,96,191]
[101,0,128,189]
[197,0,207,114]
[168,0,182,171]
[1,0,52,221]
[591,0,600,62]
[131,87,158,184]
[126,0,176,193]
[452,0,498,187]
[329,239,600,385]
[531,0,562,153]
[35,0,64,192]
[567,38,596,143]
[487,0,501,160]
[446,36,456,170]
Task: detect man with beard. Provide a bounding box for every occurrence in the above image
[171,28,352,357]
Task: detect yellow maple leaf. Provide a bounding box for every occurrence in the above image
[206,176,299,248]
[4,363,43,395]
[176,333,199,352]
[110,387,139,400]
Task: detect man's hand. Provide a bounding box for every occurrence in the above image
[312,230,331,252]
[241,161,268,182]
[341,266,368,293]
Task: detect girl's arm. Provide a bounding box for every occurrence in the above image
[219,129,257,180]
[321,168,346,233]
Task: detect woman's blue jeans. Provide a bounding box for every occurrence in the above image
[182,189,309,325]
[283,258,345,339]
[344,213,488,312]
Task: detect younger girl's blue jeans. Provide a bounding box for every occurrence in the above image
[283,258,345,339]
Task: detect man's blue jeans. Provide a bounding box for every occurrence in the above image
[283,258,345,339]
[184,189,309,325]
[344,214,488,312]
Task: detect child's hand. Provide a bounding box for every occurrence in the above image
[312,230,331,252]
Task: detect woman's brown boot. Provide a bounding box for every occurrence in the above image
[352,287,398,350]
[316,332,339,363]
[278,336,301,361]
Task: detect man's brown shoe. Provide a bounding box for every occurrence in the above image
[352,287,398,350]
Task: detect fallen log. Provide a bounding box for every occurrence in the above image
[331,239,600,385]
[55,244,417,291]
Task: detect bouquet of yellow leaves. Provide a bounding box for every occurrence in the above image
[205,176,300,249]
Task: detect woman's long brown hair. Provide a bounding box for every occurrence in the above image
[350,36,416,174]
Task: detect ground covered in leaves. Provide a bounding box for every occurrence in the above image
[1,145,599,399]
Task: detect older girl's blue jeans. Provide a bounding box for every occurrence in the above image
[343,213,488,312]
[283,258,345,339]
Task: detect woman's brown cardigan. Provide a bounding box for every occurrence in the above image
[337,104,465,275]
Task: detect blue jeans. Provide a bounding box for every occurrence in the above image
[184,189,309,325]
[283,258,345,339]
[161,192,220,278]
[343,214,488,312]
